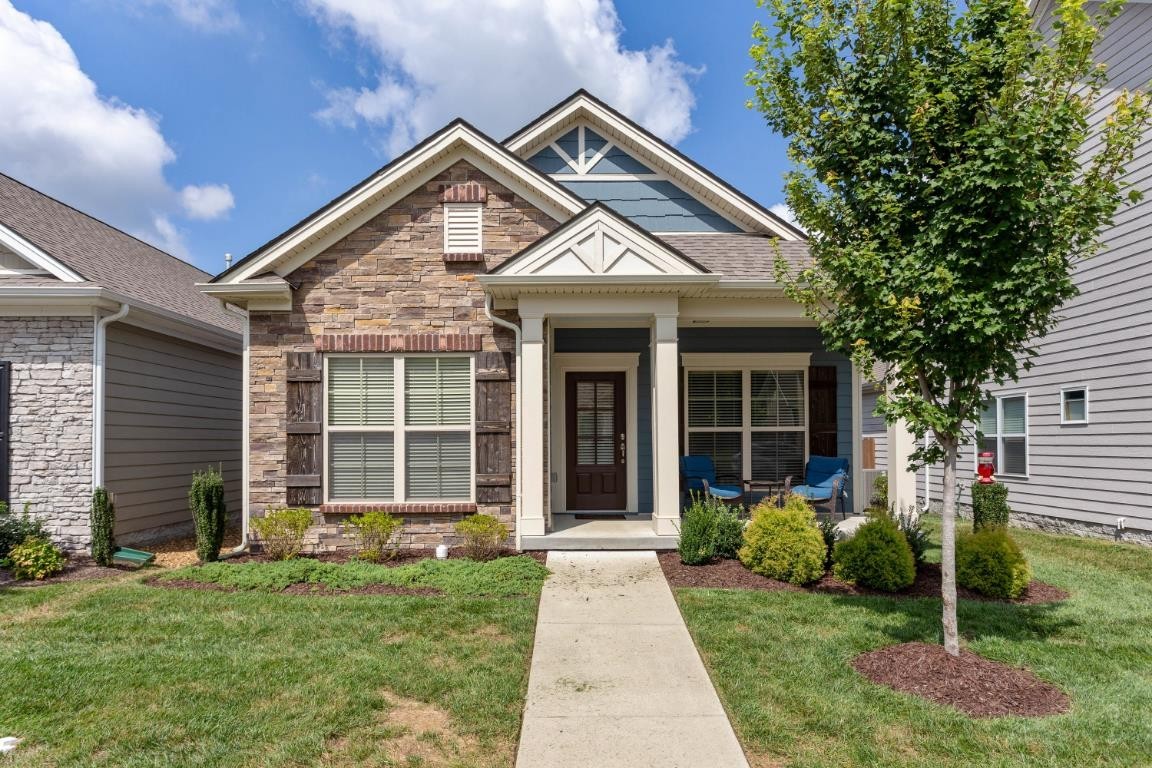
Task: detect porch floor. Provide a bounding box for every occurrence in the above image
[521,514,679,551]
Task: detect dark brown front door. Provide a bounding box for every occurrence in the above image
[566,372,627,511]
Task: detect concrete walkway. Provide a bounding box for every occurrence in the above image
[515,551,750,768]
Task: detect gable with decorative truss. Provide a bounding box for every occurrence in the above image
[525,123,740,233]
[494,204,706,278]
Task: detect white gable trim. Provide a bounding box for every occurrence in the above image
[217,123,586,284]
[495,206,705,278]
[0,224,83,281]
[507,96,804,240]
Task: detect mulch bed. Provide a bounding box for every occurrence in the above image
[0,557,130,587]
[852,641,1071,717]
[657,553,1068,605]
[224,547,548,566]
[149,578,443,597]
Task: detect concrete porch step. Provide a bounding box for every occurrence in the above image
[522,516,679,551]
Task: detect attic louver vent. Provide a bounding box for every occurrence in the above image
[443,203,483,255]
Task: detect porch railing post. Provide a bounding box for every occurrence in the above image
[652,313,680,536]
[519,315,547,537]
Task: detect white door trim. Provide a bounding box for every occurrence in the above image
[549,352,641,516]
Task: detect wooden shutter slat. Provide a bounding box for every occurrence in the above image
[286,352,323,506]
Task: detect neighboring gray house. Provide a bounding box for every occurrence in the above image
[900,0,1152,543]
[0,173,242,550]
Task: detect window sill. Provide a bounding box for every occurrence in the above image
[321,502,477,515]
[442,252,485,263]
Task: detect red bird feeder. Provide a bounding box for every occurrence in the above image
[977,452,996,484]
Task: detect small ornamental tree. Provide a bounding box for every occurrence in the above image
[190,468,227,563]
[90,487,115,567]
[749,0,1149,654]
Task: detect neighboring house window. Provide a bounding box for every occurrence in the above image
[979,394,1028,477]
[443,203,483,253]
[1061,387,1088,425]
[685,368,807,484]
[326,356,473,502]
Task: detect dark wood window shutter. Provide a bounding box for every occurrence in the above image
[0,361,9,505]
[286,352,323,506]
[475,351,513,504]
[808,365,838,458]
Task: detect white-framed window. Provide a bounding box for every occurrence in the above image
[325,355,474,502]
[443,203,483,253]
[978,394,1028,477]
[1061,386,1089,425]
[684,366,808,484]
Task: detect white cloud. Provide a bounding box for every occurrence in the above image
[0,1,232,261]
[770,202,805,233]
[180,183,235,220]
[307,0,701,156]
[121,0,241,32]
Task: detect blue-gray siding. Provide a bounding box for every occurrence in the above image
[558,180,742,233]
[917,0,1152,533]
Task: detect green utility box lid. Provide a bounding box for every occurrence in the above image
[112,547,155,568]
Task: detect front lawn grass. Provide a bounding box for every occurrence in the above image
[0,570,543,767]
[676,523,1152,767]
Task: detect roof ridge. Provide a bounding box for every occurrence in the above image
[0,170,212,279]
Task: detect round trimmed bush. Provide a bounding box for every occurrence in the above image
[957,527,1031,599]
[832,517,916,592]
[738,495,826,585]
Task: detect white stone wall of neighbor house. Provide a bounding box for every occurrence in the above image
[1,317,94,550]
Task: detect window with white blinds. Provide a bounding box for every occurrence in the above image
[443,203,483,253]
[326,355,474,502]
[979,394,1028,477]
[685,368,808,484]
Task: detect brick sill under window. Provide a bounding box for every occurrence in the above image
[442,252,485,263]
[321,502,478,515]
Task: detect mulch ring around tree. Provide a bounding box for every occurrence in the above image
[149,578,443,597]
[657,553,1069,605]
[0,557,130,587]
[852,642,1071,717]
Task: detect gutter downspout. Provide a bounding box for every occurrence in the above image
[483,295,523,550]
[92,303,130,491]
[222,303,251,554]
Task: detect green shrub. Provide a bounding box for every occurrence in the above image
[714,506,745,560]
[869,504,930,566]
[972,482,1011,531]
[454,514,508,561]
[342,511,403,562]
[957,527,1031,599]
[0,502,47,561]
[189,468,227,563]
[6,536,66,580]
[818,517,838,570]
[738,495,826,585]
[833,517,916,592]
[251,507,312,561]
[90,487,116,567]
[872,472,889,506]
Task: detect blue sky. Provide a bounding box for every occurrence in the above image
[1,0,792,274]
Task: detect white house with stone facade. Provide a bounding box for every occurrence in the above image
[200,91,867,551]
[0,173,242,550]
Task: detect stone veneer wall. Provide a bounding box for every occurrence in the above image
[248,161,558,551]
[1,317,93,550]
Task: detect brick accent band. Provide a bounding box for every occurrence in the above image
[316,333,483,353]
[442,252,485,263]
[438,182,487,203]
[321,503,478,515]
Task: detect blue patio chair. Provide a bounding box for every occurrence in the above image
[679,455,744,506]
[790,455,850,518]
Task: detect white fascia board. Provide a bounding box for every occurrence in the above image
[0,224,85,282]
[0,284,241,352]
[220,124,585,285]
[477,274,718,288]
[506,99,803,240]
[197,280,293,313]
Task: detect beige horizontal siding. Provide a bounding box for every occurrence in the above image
[103,324,241,537]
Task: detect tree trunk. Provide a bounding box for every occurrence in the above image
[939,435,961,656]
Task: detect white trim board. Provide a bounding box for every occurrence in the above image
[549,352,641,517]
[0,224,84,282]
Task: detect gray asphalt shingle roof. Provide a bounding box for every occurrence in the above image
[659,233,811,280]
[0,173,240,333]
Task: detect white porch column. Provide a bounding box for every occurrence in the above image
[888,413,919,514]
[851,363,865,515]
[519,315,547,536]
[652,313,680,536]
